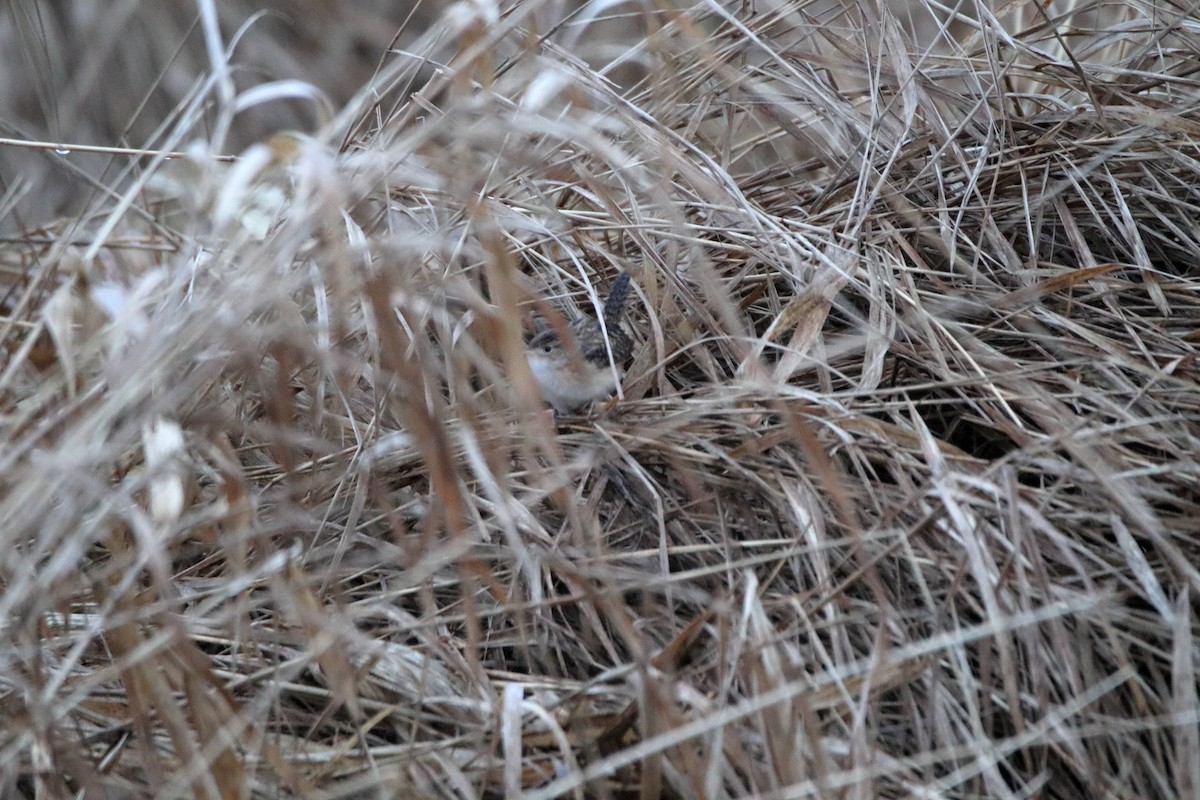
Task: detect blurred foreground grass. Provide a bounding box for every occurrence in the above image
[1,1,1199,798]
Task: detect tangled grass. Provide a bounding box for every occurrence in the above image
[2,0,1199,797]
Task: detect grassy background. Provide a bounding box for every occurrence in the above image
[2,1,1199,798]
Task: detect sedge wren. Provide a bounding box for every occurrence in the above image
[526,272,634,413]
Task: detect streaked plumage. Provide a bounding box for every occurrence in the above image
[526,273,634,412]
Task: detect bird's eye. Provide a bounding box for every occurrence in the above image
[541,344,554,353]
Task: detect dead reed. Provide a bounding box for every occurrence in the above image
[1,0,1198,797]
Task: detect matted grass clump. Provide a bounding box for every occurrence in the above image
[1,0,1198,797]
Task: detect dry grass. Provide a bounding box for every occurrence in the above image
[2,0,1199,798]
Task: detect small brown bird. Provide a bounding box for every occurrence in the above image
[526,272,634,413]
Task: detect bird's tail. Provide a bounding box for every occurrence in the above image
[603,272,632,323]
